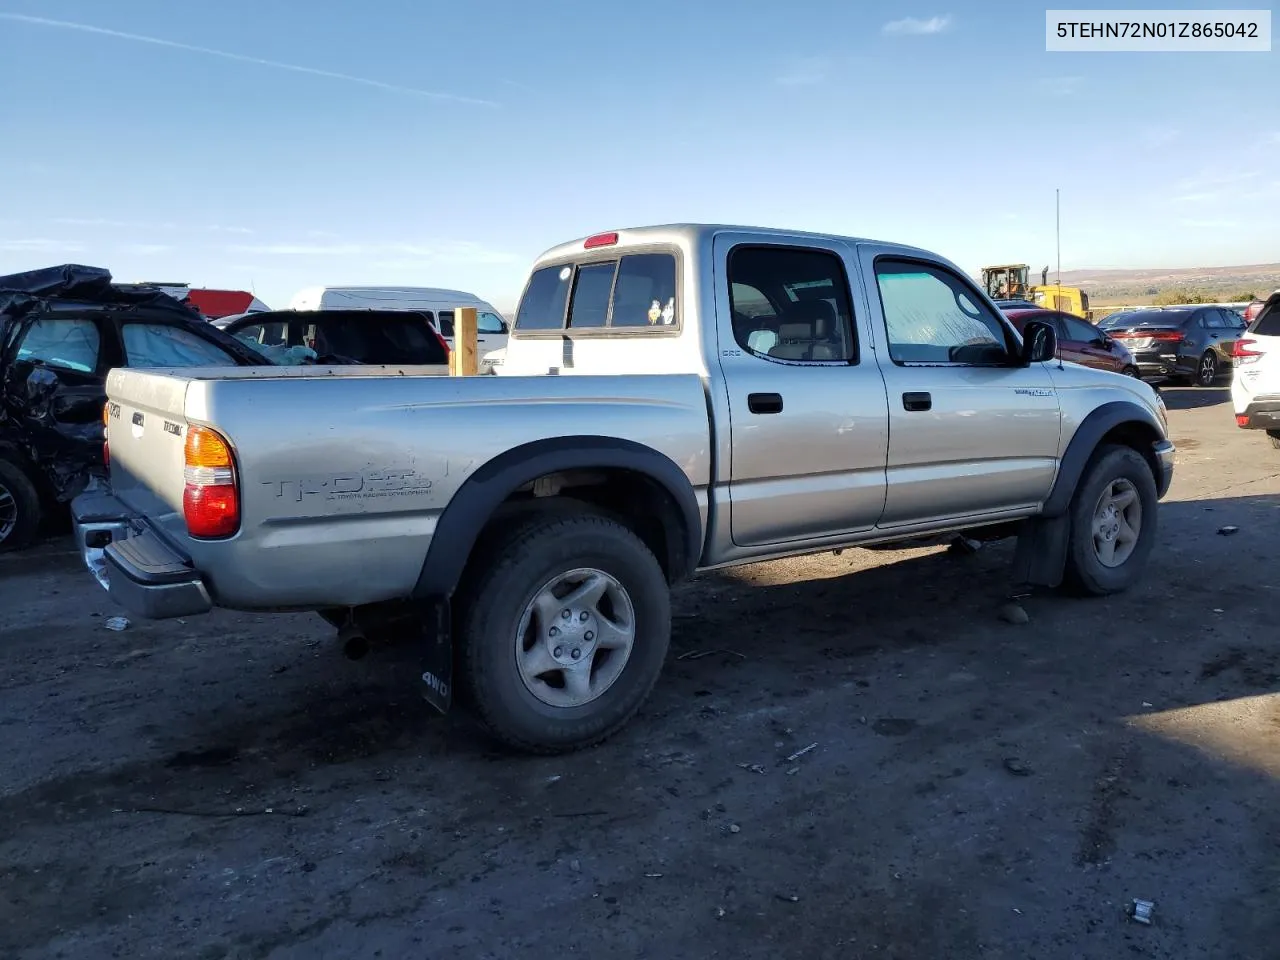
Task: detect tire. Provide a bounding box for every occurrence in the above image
[0,457,43,553]
[1063,444,1159,597]
[1195,351,1219,387]
[1122,366,1140,379]
[1268,430,1280,450]
[457,510,671,754]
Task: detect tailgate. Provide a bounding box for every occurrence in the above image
[105,367,194,543]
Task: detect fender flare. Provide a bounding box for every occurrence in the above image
[1041,400,1164,517]
[410,435,702,600]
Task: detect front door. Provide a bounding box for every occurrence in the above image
[1060,313,1121,372]
[858,250,1062,528]
[714,233,890,547]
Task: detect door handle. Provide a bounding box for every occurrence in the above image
[747,392,783,414]
[902,392,932,412]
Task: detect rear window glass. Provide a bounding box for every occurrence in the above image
[568,262,616,328]
[515,253,677,332]
[1253,300,1280,337]
[304,315,446,365]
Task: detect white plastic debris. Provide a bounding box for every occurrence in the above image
[104,616,130,632]
[1127,898,1155,924]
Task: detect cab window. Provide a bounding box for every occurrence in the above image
[874,260,1010,365]
[727,246,856,362]
[514,253,678,332]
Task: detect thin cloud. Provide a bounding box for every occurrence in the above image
[1179,218,1239,229]
[882,15,953,35]
[0,238,85,253]
[54,216,180,230]
[0,13,497,107]
[122,243,172,255]
[775,57,830,87]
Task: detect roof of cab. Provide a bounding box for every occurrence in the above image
[532,223,937,266]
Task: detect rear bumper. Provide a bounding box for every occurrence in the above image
[71,486,212,619]
[1235,400,1280,431]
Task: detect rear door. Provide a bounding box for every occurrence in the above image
[1048,312,1091,366]
[1061,314,1121,372]
[859,248,1061,528]
[714,232,890,546]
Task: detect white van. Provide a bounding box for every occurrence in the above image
[287,286,509,371]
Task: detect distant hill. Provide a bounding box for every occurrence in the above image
[1051,263,1280,305]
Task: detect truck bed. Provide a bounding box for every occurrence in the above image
[103,365,711,610]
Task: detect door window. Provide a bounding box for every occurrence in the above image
[727,246,856,362]
[874,260,1010,364]
[477,311,506,334]
[1203,311,1228,329]
[15,317,101,373]
[122,324,237,368]
[1062,316,1102,343]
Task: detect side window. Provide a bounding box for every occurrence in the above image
[232,321,287,347]
[727,246,856,363]
[477,311,506,334]
[1064,316,1100,342]
[514,266,571,331]
[122,324,237,368]
[1203,311,1225,330]
[567,262,616,328]
[436,310,455,338]
[15,317,101,374]
[874,260,1009,365]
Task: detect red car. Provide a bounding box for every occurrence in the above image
[1004,308,1140,377]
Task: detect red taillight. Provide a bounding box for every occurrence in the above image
[183,425,239,538]
[1233,338,1263,365]
[584,232,619,249]
[1237,414,1250,427]
[102,402,110,469]
[432,326,450,357]
[1148,332,1183,342]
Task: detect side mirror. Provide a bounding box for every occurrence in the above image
[1020,320,1057,365]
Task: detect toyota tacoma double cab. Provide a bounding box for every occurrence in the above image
[71,224,1175,753]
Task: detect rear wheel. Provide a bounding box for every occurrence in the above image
[0,457,42,553]
[1268,429,1280,450]
[1064,445,1158,596]
[458,510,670,754]
[1195,351,1219,387]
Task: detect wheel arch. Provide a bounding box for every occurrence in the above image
[411,436,703,602]
[1042,401,1166,517]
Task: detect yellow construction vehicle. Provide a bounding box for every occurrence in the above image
[980,264,1092,320]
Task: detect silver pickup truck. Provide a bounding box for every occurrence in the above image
[72,224,1174,753]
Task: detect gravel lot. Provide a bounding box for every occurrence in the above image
[2,385,1278,960]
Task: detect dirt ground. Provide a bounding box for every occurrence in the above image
[2,385,1279,960]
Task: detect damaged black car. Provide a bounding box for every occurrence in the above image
[0,264,270,551]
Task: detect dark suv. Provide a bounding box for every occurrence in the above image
[1098,306,1247,386]
[0,265,269,551]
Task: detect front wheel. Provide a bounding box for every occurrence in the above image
[1196,351,1219,387]
[1122,366,1141,379]
[458,511,671,754]
[1064,445,1159,596]
[0,457,42,553]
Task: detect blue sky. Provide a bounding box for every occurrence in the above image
[0,0,1276,310]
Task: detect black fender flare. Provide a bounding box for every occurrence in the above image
[1041,400,1164,518]
[410,435,702,601]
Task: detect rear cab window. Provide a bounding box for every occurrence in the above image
[514,251,678,334]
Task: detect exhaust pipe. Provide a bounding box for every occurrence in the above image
[339,625,370,661]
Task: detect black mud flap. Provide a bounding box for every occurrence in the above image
[1010,515,1070,589]
[419,599,453,715]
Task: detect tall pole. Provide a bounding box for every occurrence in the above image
[1056,188,1061,287]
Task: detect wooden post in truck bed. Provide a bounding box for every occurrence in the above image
[450,306,478,376]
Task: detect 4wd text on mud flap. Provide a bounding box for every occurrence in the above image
[263,470,433,502]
